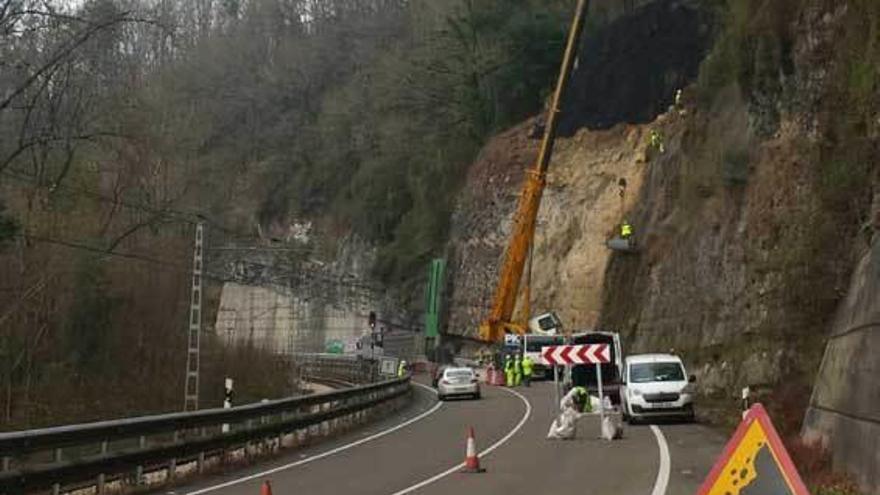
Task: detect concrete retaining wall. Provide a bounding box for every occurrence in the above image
[803,239,880,493]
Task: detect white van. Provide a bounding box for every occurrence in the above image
[621,354,696,423]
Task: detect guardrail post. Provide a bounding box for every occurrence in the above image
[1,455,9,472]
[134,435,146,484]
[197,427,206,473]
[245,419,254,456]
[97,440,109,494]
[51,448,62,495]
[168,431,179,481]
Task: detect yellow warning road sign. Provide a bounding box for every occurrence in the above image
[697,403,809,495]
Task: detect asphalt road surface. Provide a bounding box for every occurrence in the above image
[172,378,726,495]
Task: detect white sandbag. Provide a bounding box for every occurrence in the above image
[600,413,624,440]
[547,408,578,439]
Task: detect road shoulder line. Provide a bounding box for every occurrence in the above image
[186,382,442,495]
[649,425,671,495]
[388,386,533,495]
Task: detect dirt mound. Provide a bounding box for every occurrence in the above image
[558,0,716,135]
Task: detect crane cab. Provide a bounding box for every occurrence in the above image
[528,312,563,334]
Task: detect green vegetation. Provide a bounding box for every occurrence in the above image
[267,1,571,282]
[0,0,573,428]
[0,201,17,247]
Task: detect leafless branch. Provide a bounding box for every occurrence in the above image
[0,13,162,114]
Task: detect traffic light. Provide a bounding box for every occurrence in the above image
[376,326,385,348]
[368,311,376,330]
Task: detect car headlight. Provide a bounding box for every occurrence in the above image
[682,383,696,395]
[630,388,643,397]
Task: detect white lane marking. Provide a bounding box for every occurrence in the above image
[186,382,442,495]
[388,387,533,495]
[649,425,671,495]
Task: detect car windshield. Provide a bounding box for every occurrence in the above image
[445,369,474,379]
[629,362,685,383]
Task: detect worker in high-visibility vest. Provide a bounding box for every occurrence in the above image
[514,355,523,387]
[650,130,665,154]
[397,359,407,377]
[620,220,633,240]
[521,355,534,387]
[504,355,515,387]
[573,386,591,413]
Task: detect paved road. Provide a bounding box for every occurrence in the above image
[173,378,726,495]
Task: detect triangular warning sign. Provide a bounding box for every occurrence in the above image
[697,403,810,495]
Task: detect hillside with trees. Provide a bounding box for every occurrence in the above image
[0,0,573,429]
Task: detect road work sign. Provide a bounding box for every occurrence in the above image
[541,344,610,365]
[543,344,612,436]
[379,357,399,377]
[697,403,809,495]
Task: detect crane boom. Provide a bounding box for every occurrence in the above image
[479,0,589,343]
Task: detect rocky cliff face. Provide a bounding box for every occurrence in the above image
[445,0,715,339]
[599,92,846,402]
[598,2,880,443]
[447,0,879,489]
[445,120,650,337]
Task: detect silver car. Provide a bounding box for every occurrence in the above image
[437,367,481,400]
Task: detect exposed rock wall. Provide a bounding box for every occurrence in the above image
[446,121,649,337]
[444,0,715,338]
[598,97,843,397]
[445,0,880,489]
[445,121,537,336]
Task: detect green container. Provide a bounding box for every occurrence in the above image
[424,259,445,339]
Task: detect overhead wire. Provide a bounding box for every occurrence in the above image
[3,170,436,319]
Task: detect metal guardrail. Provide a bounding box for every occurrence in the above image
[294,353,379,384]
[0,357,410,494]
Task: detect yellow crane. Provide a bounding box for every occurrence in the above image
[479,0,589,343]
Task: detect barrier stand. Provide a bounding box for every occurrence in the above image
[553,365,561,417]
[596,362,605,437]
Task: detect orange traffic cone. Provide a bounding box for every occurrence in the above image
[260,480,273,495]
[460,427,485,473]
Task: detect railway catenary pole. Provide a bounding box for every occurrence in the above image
[184,222,205,411]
